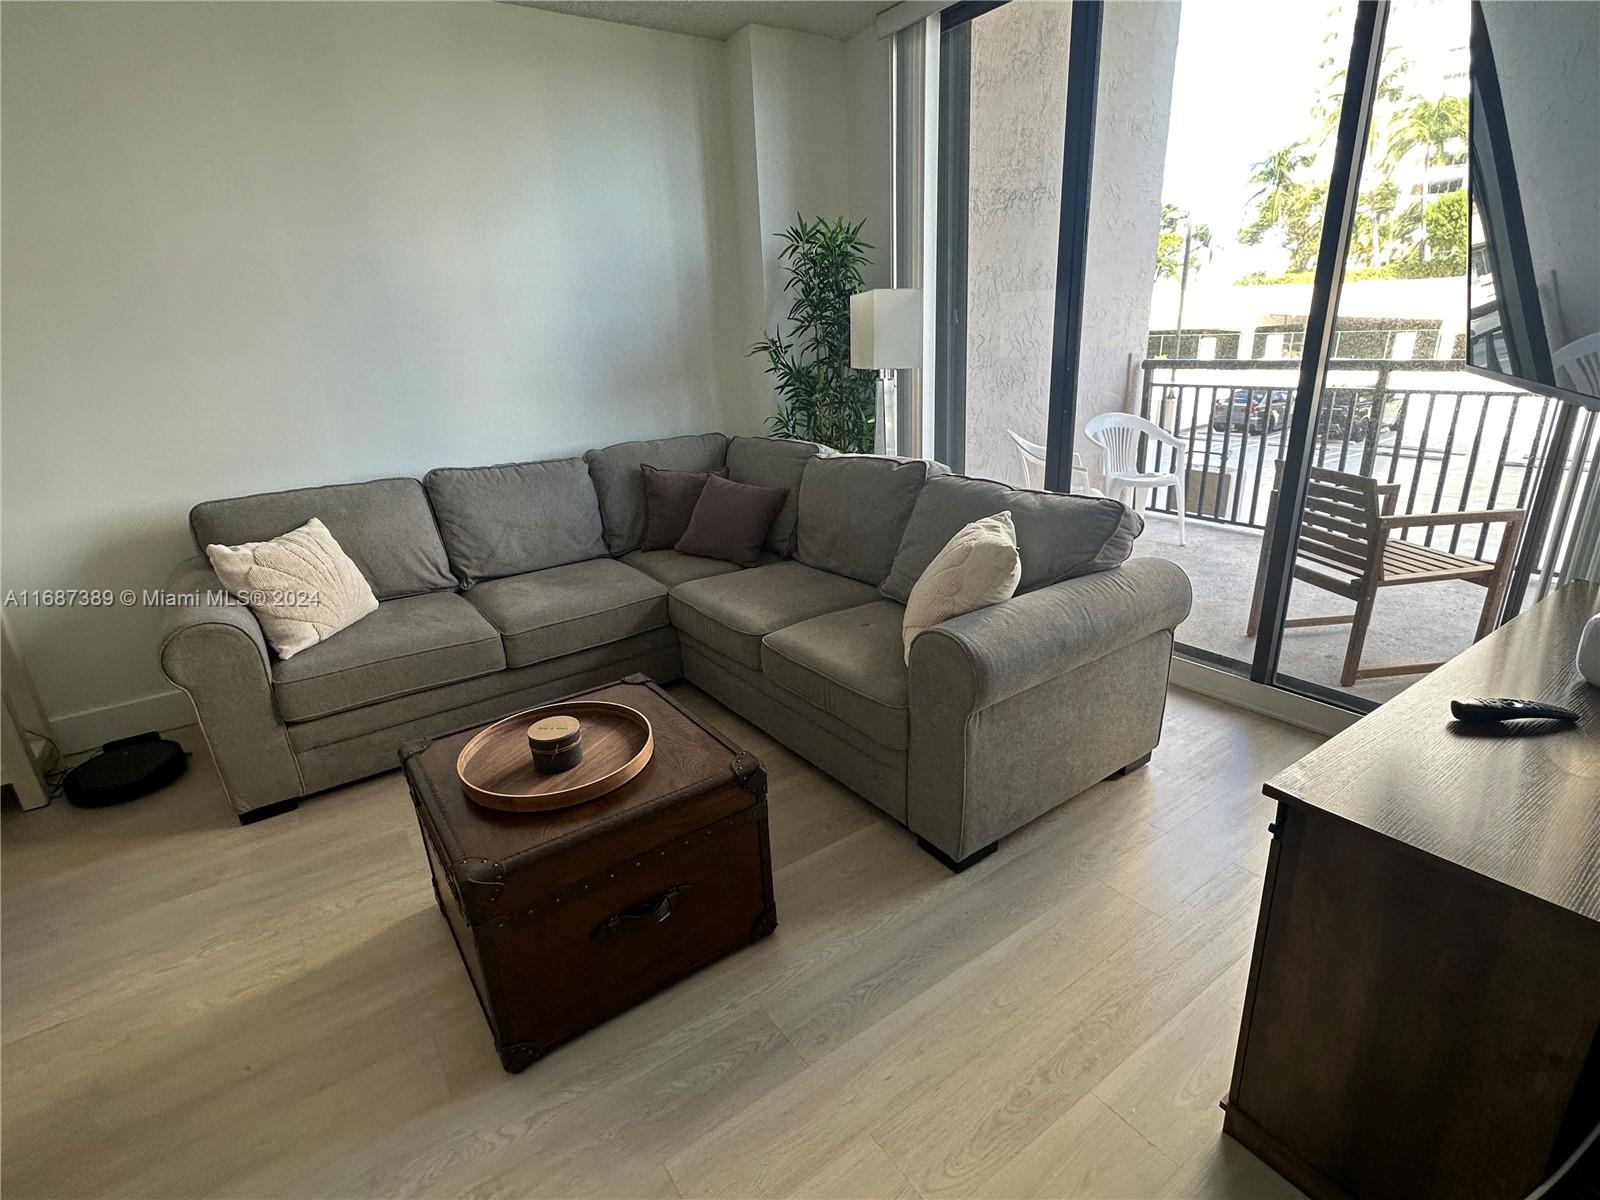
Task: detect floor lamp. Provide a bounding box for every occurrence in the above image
[850,289,922,455]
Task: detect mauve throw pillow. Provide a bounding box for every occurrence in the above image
[675,475,788,568]
[640,464,724,551]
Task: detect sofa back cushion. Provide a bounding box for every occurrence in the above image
[879,473,1143,603]
[424,458,607,588]
[795,455,935,585]
[585,433,729,555]
[725,436,831,556]
[190,477,455,600]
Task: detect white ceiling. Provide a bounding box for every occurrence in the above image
[507,1,885,42]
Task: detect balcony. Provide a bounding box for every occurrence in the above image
[1130,512,1513,703]
[1116,357,1566,703]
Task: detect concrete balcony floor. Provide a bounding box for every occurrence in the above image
[1131,510,1496,705]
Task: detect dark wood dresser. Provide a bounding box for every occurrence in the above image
[1225,582,1600,1199]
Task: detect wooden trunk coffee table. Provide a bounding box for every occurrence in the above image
[401,676,776,1073]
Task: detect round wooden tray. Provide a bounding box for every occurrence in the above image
[456,700,654,813]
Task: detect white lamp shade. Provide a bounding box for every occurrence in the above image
[850,289,923,370]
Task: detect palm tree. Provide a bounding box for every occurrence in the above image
[1156,204,1215,281]
[1384,95,1467,261]
[1316,57,1411,150]
[1384,95,1467,175]
[1157,206,1215,350]
[1239,143,1315,246]
[1359,179,1400,265]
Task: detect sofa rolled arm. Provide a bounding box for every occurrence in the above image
[906,558,1191,862]
[158,557,271,675]
[158,557,303,817]
[908,557,1193,713]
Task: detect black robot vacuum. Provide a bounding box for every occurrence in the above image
[62,732,188,808]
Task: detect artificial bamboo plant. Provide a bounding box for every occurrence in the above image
[750,215,878,454]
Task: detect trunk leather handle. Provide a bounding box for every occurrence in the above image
[591,884,692,945]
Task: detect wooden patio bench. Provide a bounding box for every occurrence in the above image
[1246,464,1526,687]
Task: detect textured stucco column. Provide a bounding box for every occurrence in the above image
[1076,1,1182,480]
[964,2,1072,485]
[961,1,1180,487]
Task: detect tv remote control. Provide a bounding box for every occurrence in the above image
[1450,697,1580,724]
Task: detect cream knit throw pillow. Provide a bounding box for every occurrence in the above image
[902,510,1021,663]
[206,517,379,660]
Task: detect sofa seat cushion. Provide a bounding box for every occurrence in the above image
[466,558,669,669]
[621,549,744,588]
[272,592,505,722]
[668,561,879,671]
[761,600,909,751]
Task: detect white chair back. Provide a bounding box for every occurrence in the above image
[1083,412,1187,544]
[1553,332,1600,398]
[1005,430,1099,493]
[1006,429,1047,490]
[1085,412,1181,475]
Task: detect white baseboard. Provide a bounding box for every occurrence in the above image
[49,689,198,754]
[1170,657,1362,738]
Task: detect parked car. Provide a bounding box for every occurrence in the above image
[1212,387,1290,433]
[1325,389,1404,441]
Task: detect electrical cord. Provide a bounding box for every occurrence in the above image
[18,725,68,798]
[1526,1117,1600,1200]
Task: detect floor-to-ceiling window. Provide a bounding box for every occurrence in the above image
[1115,0,1552,706]
[1271,0,1554,701]
[925,0,1592,716]
[1110,0,1356,681]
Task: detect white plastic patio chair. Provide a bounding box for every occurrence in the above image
[1084,412,1187,545]
[1553,332,1600,398]
[1005,430,1099,495]
[1006,430,1049,489]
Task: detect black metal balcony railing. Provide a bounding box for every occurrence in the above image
[1134,358,1560,565]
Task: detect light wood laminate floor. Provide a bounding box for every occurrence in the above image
[2,684,1317,1200]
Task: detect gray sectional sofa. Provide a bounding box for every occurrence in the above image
[159,432,1192,869]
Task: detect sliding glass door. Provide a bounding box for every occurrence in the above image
[1272,0,1555,703]
[1111,0,1356,676]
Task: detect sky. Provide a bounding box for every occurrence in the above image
[1160,0,1469,282]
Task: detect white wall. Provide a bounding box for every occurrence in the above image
[847,26,895,295]
[1,1,884,747]
[723,28,772,429]
[720,23,890,432]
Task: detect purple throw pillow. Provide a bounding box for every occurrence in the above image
[640,464,724,551]
[676,474,789,568]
